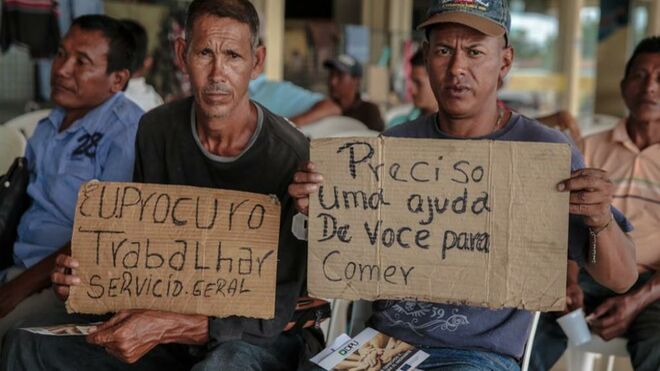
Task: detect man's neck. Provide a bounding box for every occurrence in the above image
[60,109,89,132]
[195,99,258,158]
[626,117,660,150]
[437,103,502,138]
[337,93,358,111]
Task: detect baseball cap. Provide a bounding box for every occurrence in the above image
[323,54,363,77]
[417,0,511,41]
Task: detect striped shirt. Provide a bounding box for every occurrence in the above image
[580,119,660,271]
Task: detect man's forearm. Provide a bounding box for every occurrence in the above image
[291,99,341,127]
[630,271,660,308]
[585,224,637,293]
[159,312,208,345]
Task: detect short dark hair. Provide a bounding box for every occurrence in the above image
[121,19,148,73]
[185,0,259,50]
[624,36,660,79]
[410,48,425,67]
[70,15,136,74]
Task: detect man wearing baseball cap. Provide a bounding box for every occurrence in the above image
[323,54,385,132]
[289,0,638,369]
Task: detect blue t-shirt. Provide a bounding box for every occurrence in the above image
[248,74,323,118]
[12,93,143,269]
[370,112,632,360]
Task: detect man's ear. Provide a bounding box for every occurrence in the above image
[110,69,131,93]
[174,37,188,73]
[250,45,266,79]
[499,46,514,84]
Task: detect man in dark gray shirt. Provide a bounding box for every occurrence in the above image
[2,1,314,370]
[289,0,638,369]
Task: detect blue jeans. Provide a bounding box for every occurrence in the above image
[1,311,311,371]
[530,271,660,371]
[418,347,520,371]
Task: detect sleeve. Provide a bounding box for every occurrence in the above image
[368,103,385,132]
[206,194,307,345]
[565,145,634,267]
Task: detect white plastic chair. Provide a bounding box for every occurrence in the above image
[0,125,27,174]
[566,335,629,371]
[4,109,50,139]
[323,299,352,344]
[521,311,542,371]
[300,116,379,139]
[384,103,414,124]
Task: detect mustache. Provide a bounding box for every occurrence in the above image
[203,83,232,94]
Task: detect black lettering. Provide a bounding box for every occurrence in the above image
[248,204,265,229]
[87,274,104,299]
[337,141,375,179]
[389,163,407,182]
[383,266,397,284]
[216,242,233,273]
[471,192,491,214]
[452,160,470,184]
[153,193,171,224]
[145,238,164,269]
[410,161,430,182]
[415,229,430,249]
[122,242,140,269]
[318,186,339,210]
[194,241,209,270]
[99,185,120,219]
[228,199,248,230]
[195,197,217,229]
[452,188,468,214]
[238,247,253,275]
[322,250,341,282]
[117,186,141,219]
[169,240,187,271]
[396,227,412,248]
[172,197,192,226]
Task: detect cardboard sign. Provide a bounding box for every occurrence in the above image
[308,137,571,311]
[67,182,280,319]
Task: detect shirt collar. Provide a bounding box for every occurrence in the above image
[612,118,642,154]
[48,93,123,135]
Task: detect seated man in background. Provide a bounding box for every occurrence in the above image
[0,14,142,347]
[324,54,385,132]
[249,72,341,126]
[121,19,164,112]
[289,0,639,369]
[388,48,438,128]
[531,35,660,371]
[2,1,315,369]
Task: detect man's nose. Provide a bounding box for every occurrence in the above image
[447,51,468,77]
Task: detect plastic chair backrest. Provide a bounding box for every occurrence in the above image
[0,125,27,174]
[4,109,50,139]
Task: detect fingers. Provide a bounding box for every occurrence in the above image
[558,169,612,193]
[289,161,323,216]
[54,254,79,273]
[293,171,323,184]
[51,271,81,287]
[90,311,132,336]
[297,161,316,172]
[590,299,615,320]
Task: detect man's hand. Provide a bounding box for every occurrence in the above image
[87,309,208,364]
[565,281,584,314]
[288,161,323,215]
[51,254,81,301]
[558,168,615,228]
[0,279,29,318]
[588,293,642,340]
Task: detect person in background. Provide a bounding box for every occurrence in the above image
[249,73,341,126]
[324,54,385,132]
[121,19,165,112]
[388,48,439,128]
[531,36,660,371]
[0,14,142,349]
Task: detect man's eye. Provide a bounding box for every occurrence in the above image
[438,47,451,56]
[468,49,483,57]
[200,49,212,56]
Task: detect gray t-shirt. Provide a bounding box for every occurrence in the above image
[370,112,632,360]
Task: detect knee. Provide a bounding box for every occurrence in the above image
[1,327,39,370]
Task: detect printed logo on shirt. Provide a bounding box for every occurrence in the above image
[73,133,104,159]
[377,301,470,336]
